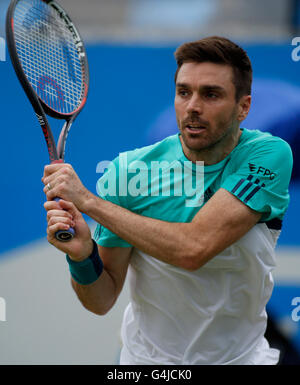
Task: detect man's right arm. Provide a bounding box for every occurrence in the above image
[71,245,132,315]
[44,198,132,316]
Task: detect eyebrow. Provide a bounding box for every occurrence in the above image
[176,83,226,92]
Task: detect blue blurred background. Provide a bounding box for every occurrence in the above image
[0,0,299,364]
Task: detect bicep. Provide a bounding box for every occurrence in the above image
[192,188,262,264]
[97,244,132,296]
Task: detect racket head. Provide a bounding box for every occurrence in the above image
[6,0,89,121]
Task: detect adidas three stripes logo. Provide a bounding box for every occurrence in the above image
[231,175,265,203]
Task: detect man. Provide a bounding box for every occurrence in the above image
[42,36,293,365]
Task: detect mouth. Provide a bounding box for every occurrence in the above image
[185,124,207,134]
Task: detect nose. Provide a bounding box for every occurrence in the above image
[186,94,203,115]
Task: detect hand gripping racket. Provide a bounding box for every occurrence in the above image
[6,0,89,242]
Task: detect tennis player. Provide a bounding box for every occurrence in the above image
[42,36,293,365]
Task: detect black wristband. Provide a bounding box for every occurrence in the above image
[66,240,103,285]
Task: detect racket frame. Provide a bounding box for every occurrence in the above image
[6,0,90,241]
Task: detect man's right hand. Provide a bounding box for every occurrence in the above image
[44,199,93,261]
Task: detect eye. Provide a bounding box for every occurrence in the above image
[205,92,218,99]
[177,88,190,97]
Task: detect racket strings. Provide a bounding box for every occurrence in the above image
[13,0,86,114]
[16,1,83,104]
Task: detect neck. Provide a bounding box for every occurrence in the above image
[180,128,242,165]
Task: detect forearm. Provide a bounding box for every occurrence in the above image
[43,163,202,269]
[83,195,202,271]
[44,198,130,315]
[71,268,117,315]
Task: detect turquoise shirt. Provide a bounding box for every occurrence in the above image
[94,128,293,247]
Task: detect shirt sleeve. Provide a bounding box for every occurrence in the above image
[221,137,293,221]
[93,155,132,248]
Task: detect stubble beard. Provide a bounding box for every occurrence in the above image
[178,109,240,161]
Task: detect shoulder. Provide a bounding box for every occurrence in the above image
[221,129,293,221]
[231,128,293,165]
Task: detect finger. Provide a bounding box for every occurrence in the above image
[48,216,75,228]
[43,184,54,195]
[42,164,59,183]
[43,181,65,201]
[42,175,54,187]
[58,199,81,219]
[43,184,59,201]
[43,169,68,187]
[47,209,73,222]
[43,163,72,180]
[44,201,61,211]
[47,222,71,241]
[45,186,69,202]
[45,190,57,202]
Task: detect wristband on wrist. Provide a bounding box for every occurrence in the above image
[66,239,103,285]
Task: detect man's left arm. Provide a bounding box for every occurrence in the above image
[42,166,262,271]
[81,188,261,271]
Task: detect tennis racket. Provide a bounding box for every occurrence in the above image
[6,0,89,242]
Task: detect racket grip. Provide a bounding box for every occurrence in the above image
[54,197,75,242]
[50,160,75,241]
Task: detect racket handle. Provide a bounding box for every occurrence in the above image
[49,160,75,241]
[54,197,75,242]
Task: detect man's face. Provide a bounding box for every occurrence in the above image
[175,62,248,155]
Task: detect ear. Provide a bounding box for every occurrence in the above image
[237,95,251,122]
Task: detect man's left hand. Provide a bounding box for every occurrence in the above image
[42,163,92,212]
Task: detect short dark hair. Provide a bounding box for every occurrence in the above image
[174,36,252,101]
